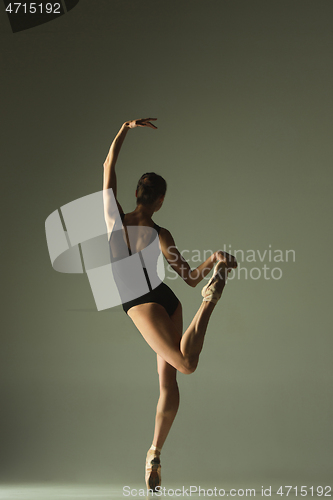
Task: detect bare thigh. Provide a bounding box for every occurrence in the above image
[128,301,185,373]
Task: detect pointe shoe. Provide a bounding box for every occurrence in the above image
[215,250,238,270]
[145,448,161,492]
[201,261,228,304]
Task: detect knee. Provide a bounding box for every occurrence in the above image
[183,366,197,375]
[179,359,198,375]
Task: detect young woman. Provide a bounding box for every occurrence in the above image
[103,118,237,491]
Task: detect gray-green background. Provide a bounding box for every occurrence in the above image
[1,0,332,489]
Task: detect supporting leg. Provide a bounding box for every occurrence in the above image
[152,355,180,450]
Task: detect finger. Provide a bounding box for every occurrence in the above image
[139,121,157,129]
[137,118,157,122]
[135,119,158,129]
[140,118,158,125]
[137,123,157,128]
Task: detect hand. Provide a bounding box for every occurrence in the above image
[124,118,158,130]
[214,250,238,270]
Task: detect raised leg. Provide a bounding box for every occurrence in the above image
[128,262,228,374]
[128,295,218,375]
[179,300,216,373]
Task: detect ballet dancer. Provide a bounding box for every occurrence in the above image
[103,118,237,491]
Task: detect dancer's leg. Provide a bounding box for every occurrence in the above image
[179,300,215,373]
[128,294,219,375]
[151,302,183,449]
[145,304,181,491]
[152,356,180,450]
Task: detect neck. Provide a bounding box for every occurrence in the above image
[133,204,156,218]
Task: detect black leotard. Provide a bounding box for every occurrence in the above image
[109,212,179,317]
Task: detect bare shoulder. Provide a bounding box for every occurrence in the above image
[159,227,175,244]
[159,227,170,237]
[158,227,178,261]
[158,227,191,280]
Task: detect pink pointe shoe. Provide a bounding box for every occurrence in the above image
[201,261,229,304]
[145,448,161,492]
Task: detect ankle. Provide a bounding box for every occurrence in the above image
[150,444,161,453]
[201,299,216,309]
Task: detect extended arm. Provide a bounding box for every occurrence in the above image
[103,123,129,198]
[103,118,157,197]
[102,118,157,232]
[159,228,216,287]
[159,228,238,287]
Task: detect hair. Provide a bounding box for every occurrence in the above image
[136,172,167,206]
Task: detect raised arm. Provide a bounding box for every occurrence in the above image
[159,228,237,288]
[103,118,157,198]
[103,123,128,198]
[103,118,157,233]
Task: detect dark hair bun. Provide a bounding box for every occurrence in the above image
[136,172,167,206]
